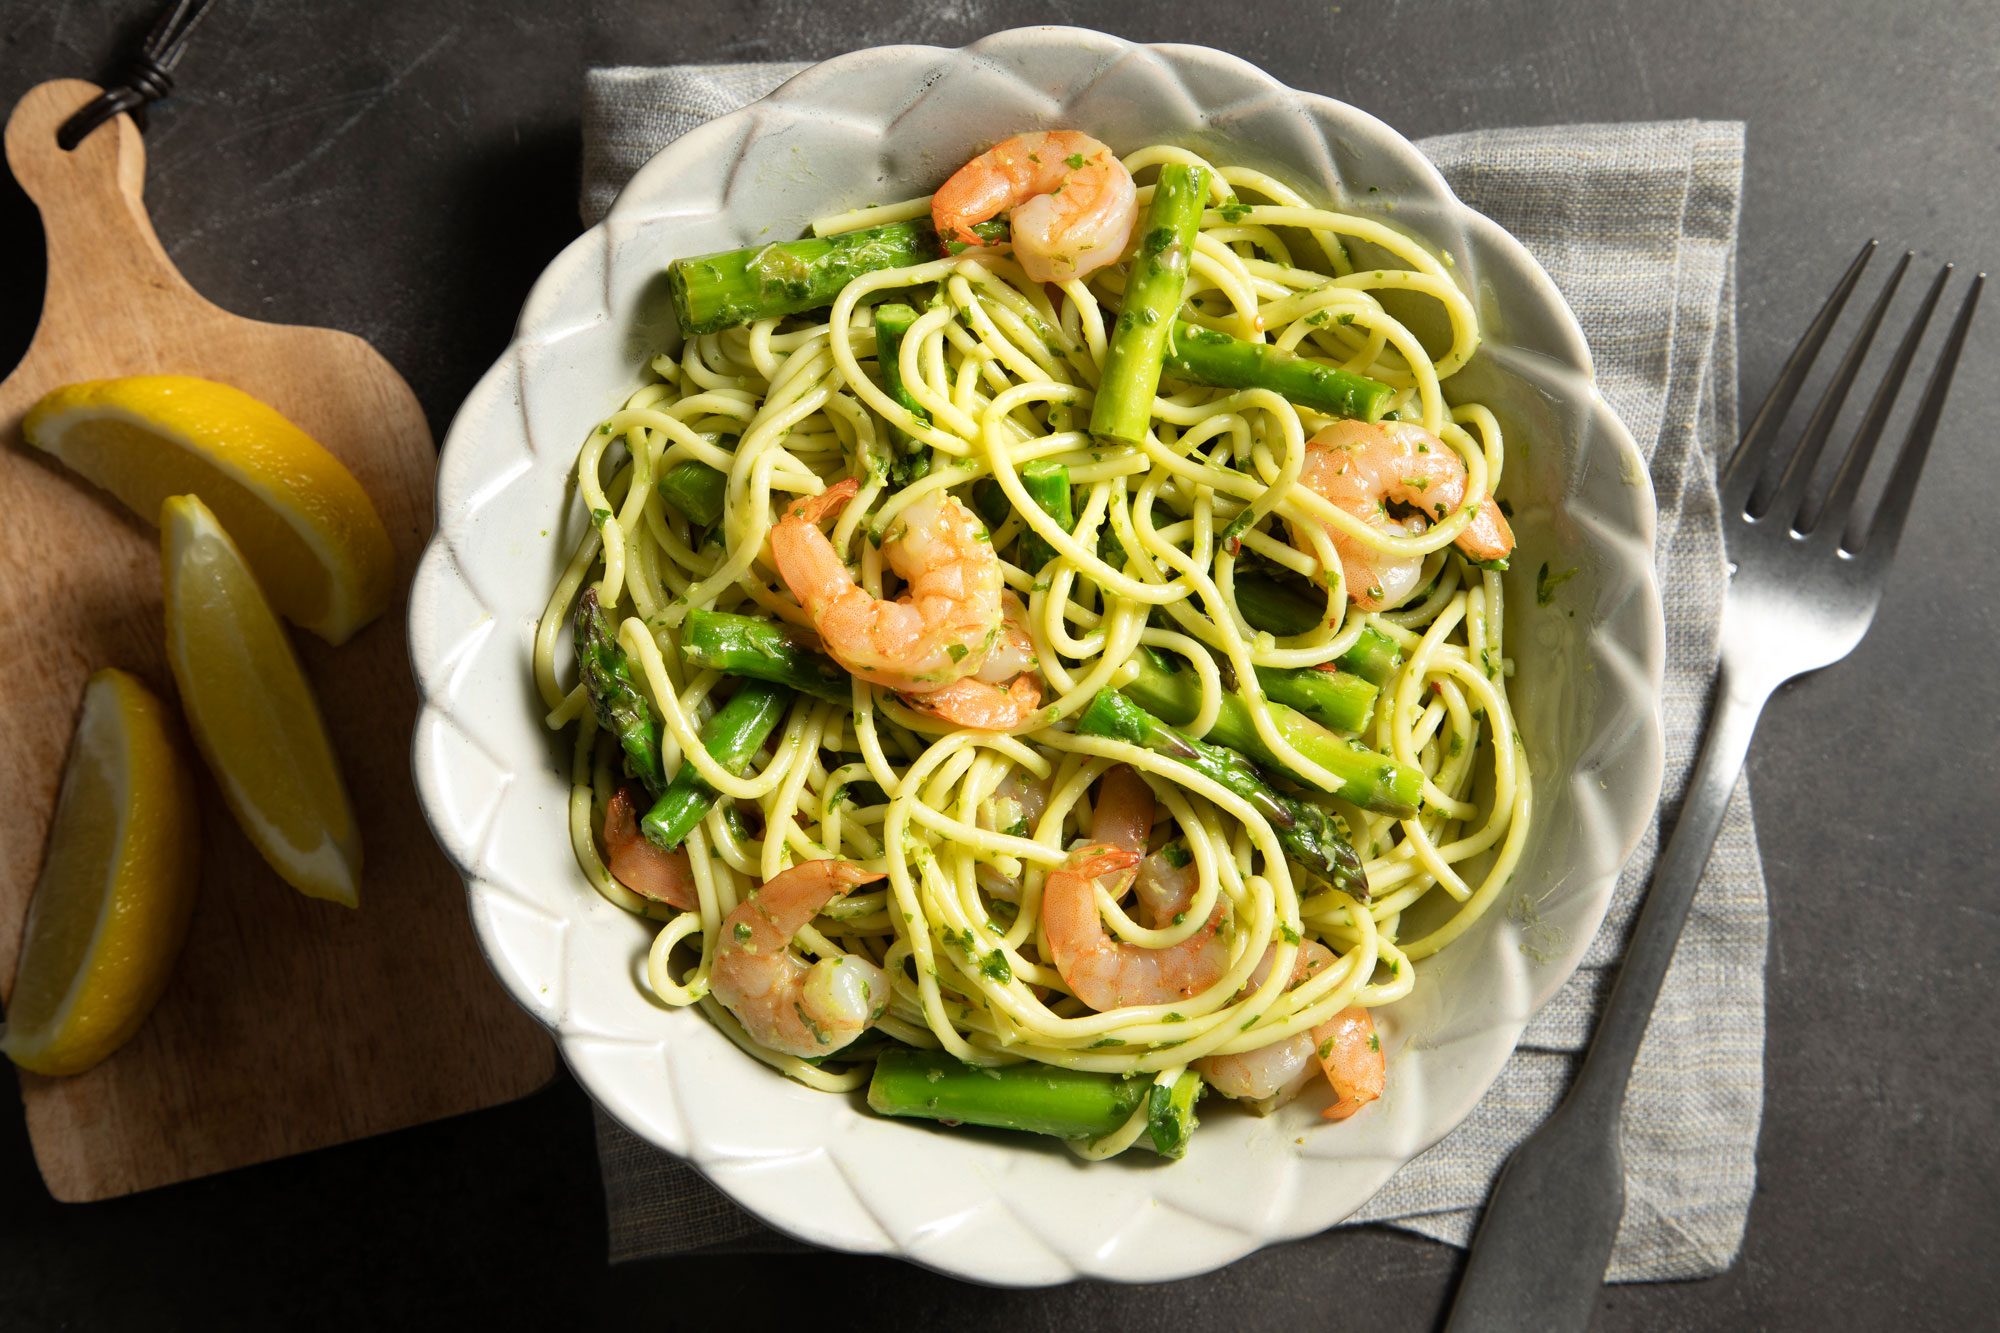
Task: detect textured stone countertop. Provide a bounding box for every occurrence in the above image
[1,2,1993,1327]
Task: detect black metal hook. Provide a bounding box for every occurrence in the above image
[56,0,216,151]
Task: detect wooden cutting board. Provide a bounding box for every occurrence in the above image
[0,80,554,1202]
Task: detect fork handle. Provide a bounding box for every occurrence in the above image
[1445,665,1773,1332]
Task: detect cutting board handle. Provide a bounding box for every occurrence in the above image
[5,80,206,350]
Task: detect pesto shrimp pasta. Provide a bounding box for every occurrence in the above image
[533,131,1530,1160]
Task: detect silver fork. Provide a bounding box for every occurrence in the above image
[1444,242,1984,1332]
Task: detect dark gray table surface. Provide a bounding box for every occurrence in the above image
[2,1,1994,1328]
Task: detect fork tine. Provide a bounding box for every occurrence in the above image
[1722,239,1876,515]
[1754,251,1911,525]
[1846,271,1983,561]
[1809,263,1952,538]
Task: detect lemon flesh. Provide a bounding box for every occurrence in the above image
[24,375,395,645]
[1,670,200,1077]
[163,494,362,906]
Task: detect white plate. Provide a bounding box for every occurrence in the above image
[409,27,1664,1285]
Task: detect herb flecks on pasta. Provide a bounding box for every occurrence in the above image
[534,133,1529,1160]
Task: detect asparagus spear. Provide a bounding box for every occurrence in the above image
[680,611,850,705]
[657,460,726,527]
[1252,664,1378,734]
[1337,624,1404,687]
[873,301,932,486]
[1164,322,1393,420]
[1234,574,1405,685]
[1089,164,1209,445]
[641,680,793,849]
[1148,1069,1203,1158]
[868,1048,1200,1157]
[575,588,666,796]
[1122,648,1417,816]
[667,219,1006,336]
[1017,460,1073,573]
[1075,689,1371,899]
[1233,571,1323,637]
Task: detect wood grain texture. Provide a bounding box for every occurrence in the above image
[0,80,553,1202]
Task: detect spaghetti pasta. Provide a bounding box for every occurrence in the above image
[533,140,1531,1155]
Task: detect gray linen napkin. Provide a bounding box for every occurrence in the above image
[581,64,1767,1283]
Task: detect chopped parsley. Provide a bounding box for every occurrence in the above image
[1217,199,1252,223]
[1536,562,1580,605]
[1064,152,1086,169]
[590,508,612,527]
[733,922,752,942]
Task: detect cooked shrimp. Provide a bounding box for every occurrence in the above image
[932,131,1138,285]
[710,859,890,1060]
[1040,770,1226,1011]
[1197,940,1334,1112]
[1292,419,1515,611]
[1090,763,1155,855]
[1312,1006,1384,1121]
[912,674,1042,731]
[908,594,1043,731]
[1203,1034,1320,1110]
[982,769,1050,838]
[976,769,1052,902]
[1087,765,1207,932]
[770,479,1004,694]
[1041,844,1228,1011]
[602,783,695,910]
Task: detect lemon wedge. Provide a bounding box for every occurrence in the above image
[23,375,395,646]
[162,494,362,906]
[1,670,200,1077]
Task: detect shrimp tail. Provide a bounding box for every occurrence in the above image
[601,783,697,910]
[787,477,860,525]
[1069,845,1140,883]
[1458,498,1515,563]
[1312,1006,1385,1122]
